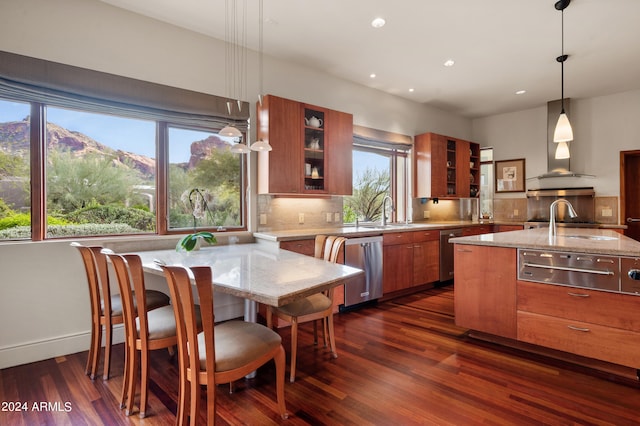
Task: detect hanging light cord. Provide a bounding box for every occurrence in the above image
[560,7,565,112]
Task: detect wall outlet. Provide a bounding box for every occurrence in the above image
[259,213,267,225]
[602,207,613,217]
[326,212,332,222]
[513,209,519,216]
[424,210,430,219]
[334,212,341,222]
[298,213,304,224]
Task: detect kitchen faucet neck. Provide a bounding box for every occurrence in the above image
[549,198,578,239]
[381,195,393,226]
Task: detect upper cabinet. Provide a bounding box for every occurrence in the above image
[414,132,480,199]
[257,94,353,195]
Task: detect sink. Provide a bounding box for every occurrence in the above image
[562,235,618,241]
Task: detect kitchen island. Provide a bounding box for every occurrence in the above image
[451,227,640,378]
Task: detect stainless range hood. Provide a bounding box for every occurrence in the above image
[535,99,594,179]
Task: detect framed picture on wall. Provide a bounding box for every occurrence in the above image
[495,158,526,193]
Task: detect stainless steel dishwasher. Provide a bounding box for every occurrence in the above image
[439,229,463,282]
[343,235,383,308]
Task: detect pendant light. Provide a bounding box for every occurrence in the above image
[219,0,246,148]
[249,0,273,152]
[553,0,573,159]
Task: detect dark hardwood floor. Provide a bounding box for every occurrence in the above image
[2,286,640,425]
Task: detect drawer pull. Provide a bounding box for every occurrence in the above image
[597,258,615,264]
[457,248,473,253]
[567,292,590,298]
[567,325,590,332]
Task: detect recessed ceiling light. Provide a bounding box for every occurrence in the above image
[443,59,455,67]
[371,17,386,28]
[409,88,415,92]
[515,90,527,95]
[370,73,376,79]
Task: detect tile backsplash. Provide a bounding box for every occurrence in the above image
[257,195,344,231]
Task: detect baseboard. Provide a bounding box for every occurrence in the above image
[0,326,125,370]
[0,301,244,370]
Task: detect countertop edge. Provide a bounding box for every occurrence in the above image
[450,227,640,256]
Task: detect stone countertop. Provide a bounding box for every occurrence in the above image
[253,221,490,242]
[450,227,640,256]
[134,243,363,307]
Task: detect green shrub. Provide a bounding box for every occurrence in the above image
[0,213,70,230]
[66,205,155,231]
[0,198,14,219]
[0,223,142,239]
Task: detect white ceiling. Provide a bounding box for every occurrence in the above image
[99,0,640,119]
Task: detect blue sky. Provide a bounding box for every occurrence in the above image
[0,99,213,163]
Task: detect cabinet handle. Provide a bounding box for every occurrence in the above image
[596,258,615,264]
[567,325,590,332]
[567,292,590,298]
[456,248,473,253]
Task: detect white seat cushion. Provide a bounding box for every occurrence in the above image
[274,293,332,317]
[196,321,282,372]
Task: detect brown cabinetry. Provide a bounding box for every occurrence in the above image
[462,225,492,236]
[454,245,517,339]
[517,280,640,368]
[414,132,480,199]
[383,230,439,295]
[493,225,523,233]
[257,94,353,195]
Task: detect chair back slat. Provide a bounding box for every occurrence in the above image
[192,267,216,384]
[73,244,102,321]
[88,247,113,316]
[314,235,328,258]
[107,253,138,344]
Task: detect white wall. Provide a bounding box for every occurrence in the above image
[0,0,472,367]
[472,89,640,196]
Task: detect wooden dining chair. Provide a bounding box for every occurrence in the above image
[71,242,170,381]
[162,265,288,425]
[106,252,186,418]
[266,235,345,382]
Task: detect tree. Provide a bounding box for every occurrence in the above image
[46,150,140,213]
[344,168,390,222]
[188,148,242,226]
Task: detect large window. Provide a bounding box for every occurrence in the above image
[344,141,409,225]
[167,126,243,231]
[0,51,248,241]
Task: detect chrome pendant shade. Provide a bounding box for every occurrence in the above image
[553,0,573,158]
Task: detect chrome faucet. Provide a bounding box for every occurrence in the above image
[381,195,393,226]
[549,199,578,239]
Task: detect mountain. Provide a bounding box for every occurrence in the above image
[0,118,233,177]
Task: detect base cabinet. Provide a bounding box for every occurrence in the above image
[453,244,517,339]
[517,280,640,368]
[383,230,439,295]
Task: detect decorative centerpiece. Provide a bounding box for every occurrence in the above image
[176,188,217,252]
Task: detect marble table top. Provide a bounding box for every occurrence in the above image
[134,243,363,307]
[450,227,640,256]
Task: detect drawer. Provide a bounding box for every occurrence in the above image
[411,230,439,243]
[279,239,315,256]
[517,281,640,332]
[462,225,492,236]
[517,311,640,368]
[383,231,413,245]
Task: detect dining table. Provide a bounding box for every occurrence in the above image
[134,242,364,322]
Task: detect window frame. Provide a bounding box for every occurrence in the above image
[0,51,249,241]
